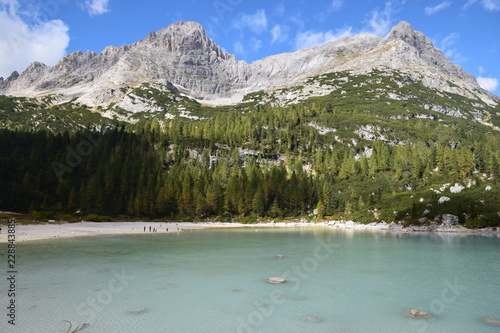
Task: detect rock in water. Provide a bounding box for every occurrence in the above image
[267,277,286,284]
[485,317,500,326]
[252,301,269,307]
[301,316,321,323]
[407,309,432,318]
[127,308,149,315]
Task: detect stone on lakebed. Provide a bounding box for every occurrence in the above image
[485,317,500,326]
[407,309,432,318]
[301,316,321,323]
[267,277,286,284]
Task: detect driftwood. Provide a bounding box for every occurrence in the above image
[63,320,90,333]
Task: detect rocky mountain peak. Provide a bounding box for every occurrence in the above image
[161,21,206,36]
[385,21,415,39]
[6,71,20,81]
[384,21,434,50]
[151,21,218,55]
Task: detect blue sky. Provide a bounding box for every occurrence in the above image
[0,0,499,93]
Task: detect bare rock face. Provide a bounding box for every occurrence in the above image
[0,21,497,108]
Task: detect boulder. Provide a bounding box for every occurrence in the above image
[442,214,459,225]
[418,217,428,224]
[345,221,355,228]
[407,309,432,318]
[267,277,286,284]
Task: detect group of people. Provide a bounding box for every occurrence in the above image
[144,225,169,233]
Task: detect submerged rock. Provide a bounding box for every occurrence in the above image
[127,308,149,315]
[301,316,322,323]
[267,277,286,284]
[485,317,500,326]
[407,309,432,318]
[252,301,269,307]
[291,295,309,301]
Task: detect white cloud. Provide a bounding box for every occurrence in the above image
[250,38,262,51]
[364,1,402,37]
[329,0,344,12]
[234,9,268,34]
[477,76,498,92]
[289,13,305,30]
[463,0,478,10]
[0,0,69,78]
[425,1,452,16]
[434,33,466,64]
[271,24,289,43]
[83,0,110,16]
[482,0,500,10]
[275,2,285,15]
[367,11,391,36]
[294,27,353,50]
[463,0,500,11]
[233,41,246,57]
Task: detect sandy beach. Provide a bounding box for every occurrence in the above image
[0,221,250,243]
[0,220,498,243]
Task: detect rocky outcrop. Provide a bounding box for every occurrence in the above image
[442,214,459,225]
[1,21,497,108]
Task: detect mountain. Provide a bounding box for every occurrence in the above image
[0,21,498,109]
[1,21,500,226]
[1,20,500,134]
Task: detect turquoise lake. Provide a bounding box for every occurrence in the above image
[1,227,500,332]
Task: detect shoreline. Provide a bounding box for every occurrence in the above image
[0,220,498,243]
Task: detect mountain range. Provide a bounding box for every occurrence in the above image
[0,21,498,119]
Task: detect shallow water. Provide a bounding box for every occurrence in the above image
[1,228,500,332]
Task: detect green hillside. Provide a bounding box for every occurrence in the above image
[1,70,499,226]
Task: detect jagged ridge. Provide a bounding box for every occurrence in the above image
[0,21,497,109]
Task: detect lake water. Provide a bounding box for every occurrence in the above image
[1,227,500,333]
